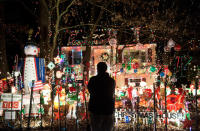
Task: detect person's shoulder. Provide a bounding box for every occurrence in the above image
[89,76,96,81]
[109,76,115,83]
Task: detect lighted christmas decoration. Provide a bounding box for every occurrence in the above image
[164,46,171,52]
[174,44,181,51]
[109,38,117,46]
[47,62,55,70]
[0,79,8,94]
[23,44,40,117]
[150,66,156,72]
[66,84,78,119]
[167,38,175,48]
[56,70,63,79]
[54,87,65,109]
[100,52,110,62]
[54,56,62,64]
[42,84,51,105]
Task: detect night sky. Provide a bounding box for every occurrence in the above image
[1,0,200,71]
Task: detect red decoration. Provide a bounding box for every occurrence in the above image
[86,62,90,67]
[54,112,64,120]
[80,112,87,120]
[69,87,76,92]
[135,62,139,68]
[182,117,193,129]
[127,86,133,100]
[0,80,8,93]
[174,44,181,51]
[132,64,136,69]
[144,89,152,99]
[162,94,185,112]
[56,85,62,96]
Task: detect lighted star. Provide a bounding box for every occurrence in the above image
[54,56,62,64]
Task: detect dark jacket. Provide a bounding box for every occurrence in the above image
[88,72,115,115]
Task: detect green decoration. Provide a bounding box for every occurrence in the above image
[40,93,45,104]
[148,116,153,124]
[186,113,191,120]
[122,63,126,68]
[150,66,156,72]
[38,108,44,114]
[19,108,25,115]
[127,65,131,70]
[61,54,65,59]
[68,92,78,100]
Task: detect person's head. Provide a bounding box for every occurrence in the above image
[97,62,107,73]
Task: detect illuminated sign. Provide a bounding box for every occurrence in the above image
[0,93,21,110]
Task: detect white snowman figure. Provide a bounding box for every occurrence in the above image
[24,44,39,93]
[23,44,39,117]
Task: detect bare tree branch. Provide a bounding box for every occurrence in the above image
[59,24,103,32]
[86,0,114,15]
[50,0,61,59]
[17,0,39,20]
[60,0,76,18]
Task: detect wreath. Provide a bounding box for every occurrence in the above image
[100,52,109,62]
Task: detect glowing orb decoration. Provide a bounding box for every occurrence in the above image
[109,38,117,46]
[171,77,177,82]
[160,72,165,77]
[24,45,38,56]
[56,71,63,79]
[174,44,181,51]
[167,38,175,48]
[134,69,137,73]
[14,71,20,77]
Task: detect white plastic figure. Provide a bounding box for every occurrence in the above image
[23,44,39,117]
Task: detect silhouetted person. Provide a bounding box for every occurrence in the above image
[88,62,115,131]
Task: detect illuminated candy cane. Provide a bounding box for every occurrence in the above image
[177,56,180,68]
[185,57,192,67]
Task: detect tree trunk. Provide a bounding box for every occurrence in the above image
[0,4,9,79]
[39,0,51,61]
